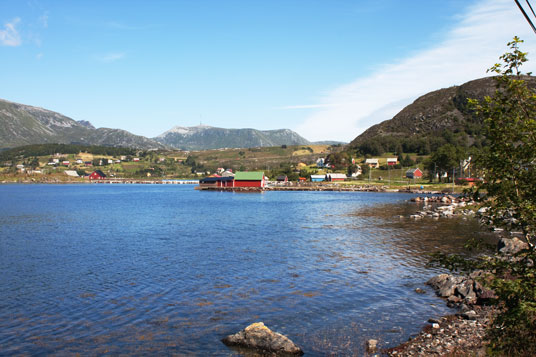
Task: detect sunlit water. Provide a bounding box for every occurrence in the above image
[0,184,493,355]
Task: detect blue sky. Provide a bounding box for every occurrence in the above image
[1,0,536,142]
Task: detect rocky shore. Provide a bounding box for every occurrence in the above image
[383,230,529,356]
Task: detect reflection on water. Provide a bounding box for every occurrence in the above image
[0,185,493,355]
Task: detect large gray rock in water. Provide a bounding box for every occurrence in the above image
[222,322,304,355]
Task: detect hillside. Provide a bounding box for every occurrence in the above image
[349,76,536,153]
[0,99,165,150]
[154,125,311,150]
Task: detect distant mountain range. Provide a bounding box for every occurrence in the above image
[0,98,337,150]
[0,99,165,150]
[154,125,310,150]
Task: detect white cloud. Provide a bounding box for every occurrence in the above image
[0,17,22,46]
[294,0,536,142]
[94,52,126,63]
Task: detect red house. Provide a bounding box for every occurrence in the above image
[234,171,265,188]
[326,173,347,181]
[89,170,107,180]
[405,168,423,179]
[199,176,234,188]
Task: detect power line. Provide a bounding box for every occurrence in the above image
[526,0,536,18]
[515,0,536,34]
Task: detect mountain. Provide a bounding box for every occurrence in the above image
[154,125,311,150]
[0,99,165,150]
[349,76,536,153]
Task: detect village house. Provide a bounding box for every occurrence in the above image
[276,175,288,183]
[199,176,234,188]
[62,161,70,166]
[310,174,325,182]
[326,173,347,182]
[234,171,266,188]
[365,158,380,168]
[133,158,140,162]
[316,158,326,168]
[89,170,107,180]
[76,159,84,164]
[387,158,398,166]
[64,170,79,177]
[406,168,423,179]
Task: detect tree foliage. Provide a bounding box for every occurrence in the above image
[424,144,466,182]
[470,37,536,243]
[447,37,536,355]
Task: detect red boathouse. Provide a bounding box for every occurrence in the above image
[233,171,265,188]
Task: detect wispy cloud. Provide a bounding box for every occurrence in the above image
[294,0,536,142]
[0,17,22,46]
[94,52,126,63]
[39,12,49,28]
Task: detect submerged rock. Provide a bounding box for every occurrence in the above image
[222,322,304,355]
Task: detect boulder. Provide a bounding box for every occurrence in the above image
[366,339,378,353]
[222,322,304,355]
[497,237,529,256]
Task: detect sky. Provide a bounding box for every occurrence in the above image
[1,0,536,142]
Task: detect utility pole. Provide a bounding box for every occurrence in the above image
[452,167,455,193]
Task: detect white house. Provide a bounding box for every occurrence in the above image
[365,158,379,168]
[387,158,398,166]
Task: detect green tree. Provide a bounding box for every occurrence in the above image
[425,144,465,182]
[470,37,536,242]
[437,37,536,355]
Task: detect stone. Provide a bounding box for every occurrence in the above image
[222,322,304,355]
[415,288,426,294]
[366,339,378,353]
[497,237,529,256]
[432,323,440,329]
[461,310,477,320]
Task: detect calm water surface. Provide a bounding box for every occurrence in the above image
[0,184,492,355]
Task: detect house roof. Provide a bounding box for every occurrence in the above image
[328,173,347,179]
[64,170,79,177]
[200,176,234,183]
[310,174,325,179]
[387,158,397,162]
[365,158,379,164]
[92,170,106,177]
[276,175,287,180]
[406,168,422,174]
[234,171,264,181]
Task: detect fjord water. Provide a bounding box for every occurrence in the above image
[0,184,489,355]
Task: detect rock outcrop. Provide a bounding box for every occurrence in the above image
[426,272,494,306]
[222,322,304,355]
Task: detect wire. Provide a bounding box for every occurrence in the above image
[515,0,536,34]
[526,0,536,18]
